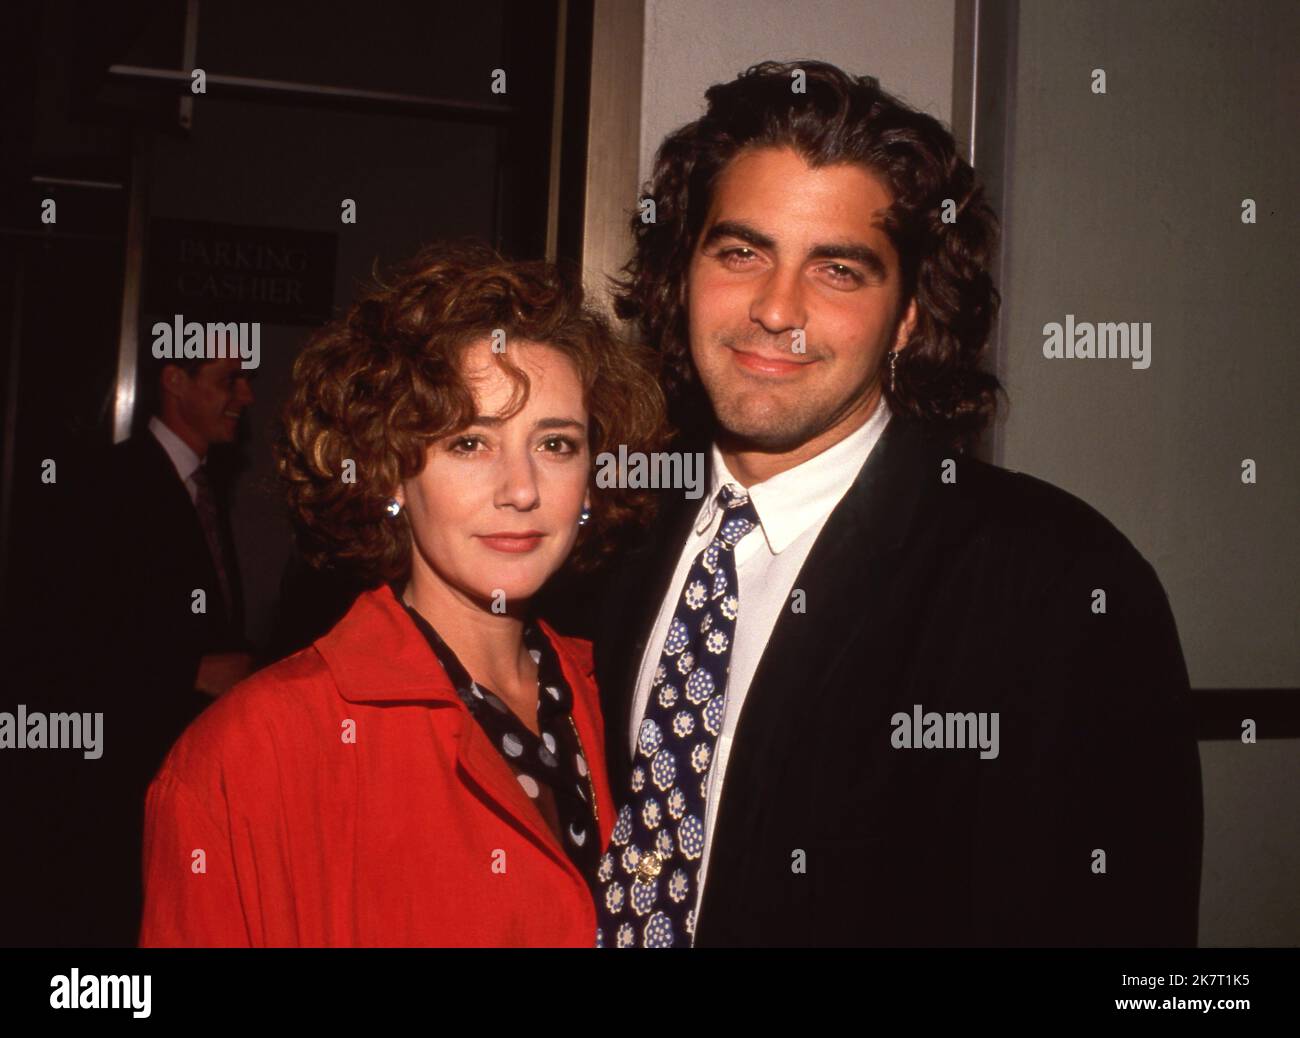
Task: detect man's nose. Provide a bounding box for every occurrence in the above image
[749,265,807,335]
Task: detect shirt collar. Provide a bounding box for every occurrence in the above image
[148,416,203,485]
[697,397,892,554]
[318,583,594,705]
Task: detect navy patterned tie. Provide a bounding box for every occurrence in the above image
[595,483,761,948]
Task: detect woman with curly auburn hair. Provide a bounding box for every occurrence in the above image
[138,239,667,947]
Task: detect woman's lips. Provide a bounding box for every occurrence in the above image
[478,541,543,556]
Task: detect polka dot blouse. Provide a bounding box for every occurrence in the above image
[399,598,601,891]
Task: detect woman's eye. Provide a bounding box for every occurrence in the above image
[449,436,483,453]
[539,435,578,454]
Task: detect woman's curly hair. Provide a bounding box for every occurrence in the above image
[612,60,1003,450]
[277,239,668,585]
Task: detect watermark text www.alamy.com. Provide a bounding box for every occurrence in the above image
[0,705,102,759]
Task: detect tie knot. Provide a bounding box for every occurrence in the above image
[714,484,759,548]
[717,483,747,509]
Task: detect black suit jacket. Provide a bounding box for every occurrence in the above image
[588,414,1203,946]
[11,429,250,944]
[88,430,248,776]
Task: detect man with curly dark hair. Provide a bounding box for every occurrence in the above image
[587,61,1201,948]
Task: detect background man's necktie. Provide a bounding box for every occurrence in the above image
[595,483,761,948]
[191,464,234,620]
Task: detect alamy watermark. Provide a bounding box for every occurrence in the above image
[1042,314,1151,369]
[595,447,706,500]
[50,970,150,1018]
[891,703,999,760]
[151,314,261,369]
[0,705,102,759]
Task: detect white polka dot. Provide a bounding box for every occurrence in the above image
[542,731,557,753]
[501,732,523,757]
[469,682,484,699]
[576,754,589,777]
[545,685,561,700]
[568,823,587,846]
[517,773,540,798]
[529,649,542,664]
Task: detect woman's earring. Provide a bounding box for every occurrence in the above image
[385,498,402,518]
[578,507,591,527]
[888,350,899,393]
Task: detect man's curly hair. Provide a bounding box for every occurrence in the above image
[612,60,1002,450]
[277,239,668,585]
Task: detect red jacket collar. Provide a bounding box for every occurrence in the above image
[314,583,594,704]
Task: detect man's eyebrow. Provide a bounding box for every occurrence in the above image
[806,240,888,280]
[701,219,889,280]
[699,220,776,251]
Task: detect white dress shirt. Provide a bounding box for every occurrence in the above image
[628,397,892,914]
[148,416,203,505]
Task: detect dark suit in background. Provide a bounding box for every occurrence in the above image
[587,414,1203,946]
[27,427,251,944]
[94,429,248,761]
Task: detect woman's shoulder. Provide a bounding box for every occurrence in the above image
[161,587,410,778]
[155,646,342,793]
[226,644,344,715]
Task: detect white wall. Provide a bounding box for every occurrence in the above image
[639,0,956,186]
[996,0,1299,947]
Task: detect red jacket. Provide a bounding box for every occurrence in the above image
[138,584,616,947]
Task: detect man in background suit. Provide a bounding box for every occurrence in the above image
[76,341,255,943]
[5,327,256,945]
[584,61,1202,947]
[106,350,256,717]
